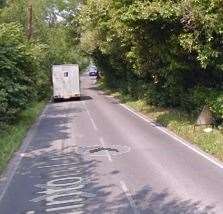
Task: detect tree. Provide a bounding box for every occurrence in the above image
[77,0,223,116]
[0,0,88,127]
[0,0,6,8]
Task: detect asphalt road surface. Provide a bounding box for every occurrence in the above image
[0,73,223,214]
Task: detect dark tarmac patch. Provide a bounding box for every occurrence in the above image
[76,144,131,157]
[89,147,119,154]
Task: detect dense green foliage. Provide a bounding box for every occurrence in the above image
[78,0,223,119]
[0,23,48,125]
[0,0,5,8]
[0,0,88,127]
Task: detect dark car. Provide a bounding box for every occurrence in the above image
[88,67,98,76]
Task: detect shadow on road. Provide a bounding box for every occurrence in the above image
[28,103,78,147]
[82,174,215,214]
[81,95,93,101]
[6,101,215,214]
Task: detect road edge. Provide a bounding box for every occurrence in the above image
[101,90,223,170]
[0,104,49,202]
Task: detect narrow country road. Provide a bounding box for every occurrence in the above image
[0,73,223,214]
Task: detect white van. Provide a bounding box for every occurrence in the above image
[52,64,80,101]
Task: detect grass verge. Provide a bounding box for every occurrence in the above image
[0,101,46,173]
[98,81,223,161]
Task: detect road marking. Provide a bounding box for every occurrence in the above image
[100,137,113,162]
[46,204,84,212]
[30,152,89,213]
[82,101,98,131]
[38,163,79,169]
[119,103,223,169]
[120,181,139,214]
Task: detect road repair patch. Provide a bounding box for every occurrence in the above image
[76,145,131,157]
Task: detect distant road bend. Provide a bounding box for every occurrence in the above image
[0,73,223,214]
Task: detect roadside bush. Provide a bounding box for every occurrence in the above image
[183,88,223,118]
[208,92,223,119]
[0,23,48,125]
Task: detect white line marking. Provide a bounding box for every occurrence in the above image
[120,181,138,214]
[46,204,84,212]
[37,163,79,169]
[82,101,98,131]
[62,212,83,214]
[119,103,223,169]
[90,118,98,131]
[100,137,113,162]
[26,211,35,214]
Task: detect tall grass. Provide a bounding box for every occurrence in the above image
[0,101,46,172]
